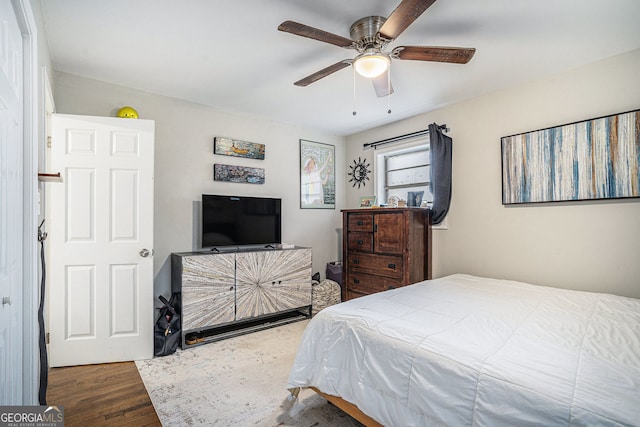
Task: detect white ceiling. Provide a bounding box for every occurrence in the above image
[40,0,640,136]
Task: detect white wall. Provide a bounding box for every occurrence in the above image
[346,49,640,299]
[50,48,640,301]
[52,72,346,300]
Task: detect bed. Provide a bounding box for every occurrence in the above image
[286,274,640,426]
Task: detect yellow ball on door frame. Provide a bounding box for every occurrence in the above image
[117,106,139,119]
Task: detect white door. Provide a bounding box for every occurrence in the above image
[0,0,24,403]
[49,114,155,367]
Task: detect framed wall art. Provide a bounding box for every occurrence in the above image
[214,164,265,184]
[501,109,640,204]
[214,137,265,160]
[300,139,335,209]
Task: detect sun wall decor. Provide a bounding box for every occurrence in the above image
[348,157,371,188]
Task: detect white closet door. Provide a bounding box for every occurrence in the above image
[0,0,24,403]
[49,114,155,367]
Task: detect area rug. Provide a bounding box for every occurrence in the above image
[135,320,362,426]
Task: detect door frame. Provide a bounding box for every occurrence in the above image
[12,0,39,404]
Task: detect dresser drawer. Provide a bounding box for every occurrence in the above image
[347,253,403,279]
[346,272,403,296]
[347,232,373,252]
[347,213,373,232]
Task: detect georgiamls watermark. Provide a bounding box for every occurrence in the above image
[0,406,64,427]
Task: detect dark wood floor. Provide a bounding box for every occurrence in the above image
[47,361,161,426]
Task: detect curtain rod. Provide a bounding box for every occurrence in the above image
[363,123,449,150]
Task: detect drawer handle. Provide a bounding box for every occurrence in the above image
[357,220,364,226]
[353,278,360,284]
[388,263,396,269]
[353,258,360,264]
[357,239,364,245]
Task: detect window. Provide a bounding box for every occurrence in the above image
[372,133,448,229]
[375,138,432,208]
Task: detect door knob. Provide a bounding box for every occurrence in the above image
[2,296,11,306]
[139,248,151,257]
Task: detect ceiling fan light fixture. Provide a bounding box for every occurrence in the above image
[353,50,390,78]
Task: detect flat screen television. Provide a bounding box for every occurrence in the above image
[201,194,282,249]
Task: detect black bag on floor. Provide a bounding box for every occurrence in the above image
[154,293,181,357]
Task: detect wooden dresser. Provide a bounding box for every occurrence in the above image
[342,208,431,300]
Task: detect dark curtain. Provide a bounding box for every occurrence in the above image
[428,123,452,225]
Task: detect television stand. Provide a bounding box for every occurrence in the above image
[171,247,312,348]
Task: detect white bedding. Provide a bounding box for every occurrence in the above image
[286,274,640,426]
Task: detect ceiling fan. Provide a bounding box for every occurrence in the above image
[278,0,476,97]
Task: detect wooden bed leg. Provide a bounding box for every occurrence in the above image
[311,387,384,427]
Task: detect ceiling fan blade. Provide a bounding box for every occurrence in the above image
[293,60,352,87]
[278,21,354,48]
[372,71,394,97]
[379,0,437,40]
[393,46,476,63]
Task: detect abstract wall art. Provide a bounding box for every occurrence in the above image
[214,164,265,184]
[501,109,639,204]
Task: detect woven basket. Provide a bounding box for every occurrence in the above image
[311,279,341,316]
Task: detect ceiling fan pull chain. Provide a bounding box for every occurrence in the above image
[352,66,357,116]
[387,67,392,114]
